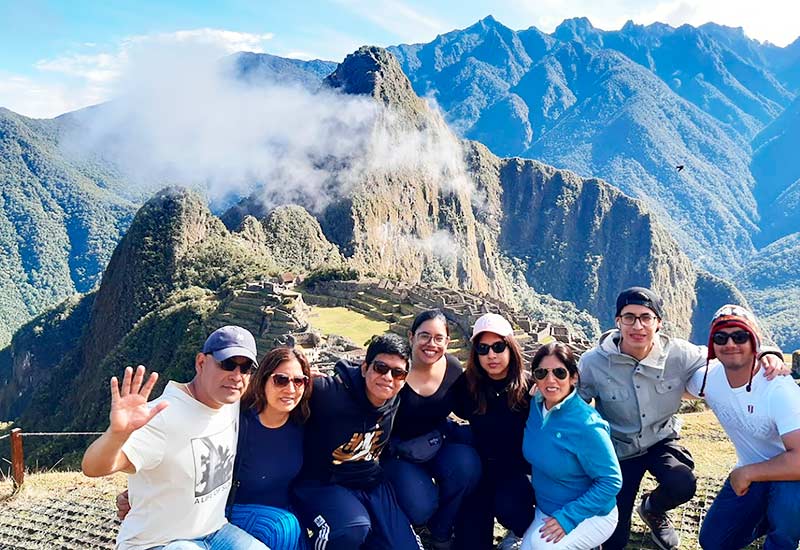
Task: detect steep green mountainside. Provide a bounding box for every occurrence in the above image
[0,108,138,346]
[750,94,800,244]
[552,18,792,139]
[389,16,788,277]
[736,233,800,350]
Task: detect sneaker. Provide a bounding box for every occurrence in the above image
[497,531,522,550]
[637,495,680,550]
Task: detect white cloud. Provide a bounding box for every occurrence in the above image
[4,28,274,118]
[61,34,475,215]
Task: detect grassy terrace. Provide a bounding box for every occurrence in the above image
[308,305,391,347]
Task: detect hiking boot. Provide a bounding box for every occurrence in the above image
[497,531,522,550]
[637,495,680,550]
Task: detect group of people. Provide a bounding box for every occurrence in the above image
[82,286,800,550]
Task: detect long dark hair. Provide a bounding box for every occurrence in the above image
[241,347,313,423]
[465,333,529,414]
[531,342,579,384]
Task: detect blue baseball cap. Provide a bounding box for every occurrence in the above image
[202,326,257,365]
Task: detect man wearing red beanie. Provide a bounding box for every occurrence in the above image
[688,305,800,550]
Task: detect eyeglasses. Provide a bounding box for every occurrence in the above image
[475,341,508,355]
[271,373,309,387]
[371,360,408,380]
[215,356,257,375]
[416,332,448,345]
[712,331,751,346]
[533,367,569,381]
[619,313,658,327]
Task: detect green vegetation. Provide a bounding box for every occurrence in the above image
[309,306,390,346]
[304,266,360,287]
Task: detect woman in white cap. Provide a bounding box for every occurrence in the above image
[451,312,536,550]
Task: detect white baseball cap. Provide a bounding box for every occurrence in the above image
[471,313,514,341]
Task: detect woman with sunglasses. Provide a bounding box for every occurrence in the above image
[383,310,482,549]
[521,343,621,550]
[451,313,536,549]
[227,346,313,550]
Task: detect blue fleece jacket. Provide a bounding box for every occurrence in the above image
[523,389,622,533]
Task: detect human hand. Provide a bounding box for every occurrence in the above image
[729,466,752,496]
[310,366,328,379]
[539,516,566,543]
[109,365,168,435]
[116,489,130,520]
[760,353,789,380]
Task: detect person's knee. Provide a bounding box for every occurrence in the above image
[318,521,370,550]
[661,465,696,504]
[768,481,800,535]
[435,444,482,496]
[385,459,438,524]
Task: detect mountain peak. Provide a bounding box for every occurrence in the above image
[553,17,601,45]
[325,46,430,127]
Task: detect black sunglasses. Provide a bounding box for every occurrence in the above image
[371,360,408,380]
[475,341,508,355]
[712,331,751,346]
[214,355,257,375]
[533,367,570,381]
[271,373,309,387]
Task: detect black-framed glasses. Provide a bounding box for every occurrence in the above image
[215,356,258,375]
[619,313,658,327]
[371,360,408,380]
[271,373,309,387]
[416,332,448,345]
[533,367,570,381]
[712,331,751,346]
[475,341,508,355]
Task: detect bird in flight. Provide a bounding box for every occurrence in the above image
[676,165,684,172]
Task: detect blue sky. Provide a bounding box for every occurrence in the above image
[1,0,798,118]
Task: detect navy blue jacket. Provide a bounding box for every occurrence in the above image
[299,360,400,489]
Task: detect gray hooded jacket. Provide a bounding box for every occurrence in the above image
[577,329,706,460]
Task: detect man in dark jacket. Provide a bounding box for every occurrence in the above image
[293,333,423,550]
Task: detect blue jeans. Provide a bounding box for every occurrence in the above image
[383,441,481,540]
[151,522,269,550]
[699,478,800,550]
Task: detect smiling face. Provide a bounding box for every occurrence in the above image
[361,352,408,407]
[617,304,662,360]
[264,357,306,415]
[410,318,449,368]
[476,332,510,381]
[712,327,756,372]
[535,354,578,409]
[195,353,251,408]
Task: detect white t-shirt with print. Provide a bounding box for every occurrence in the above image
[687,362,800,467]
[116,381,239,550]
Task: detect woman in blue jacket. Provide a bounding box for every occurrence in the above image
[227,346,313,550]
[522,343,621,550]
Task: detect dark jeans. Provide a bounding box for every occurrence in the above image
[699,478,800,550]
[383,441,482,540]
[292,479,422,550]
[453,468,535,550]
[603,438,696,550]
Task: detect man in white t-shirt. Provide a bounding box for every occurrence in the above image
[686,305,800,550]
[82,326,269,550]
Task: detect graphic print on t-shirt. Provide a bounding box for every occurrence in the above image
[331,415,387,464]
[191,427,235,499]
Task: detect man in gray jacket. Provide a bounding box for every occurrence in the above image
[578,287,784,550]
